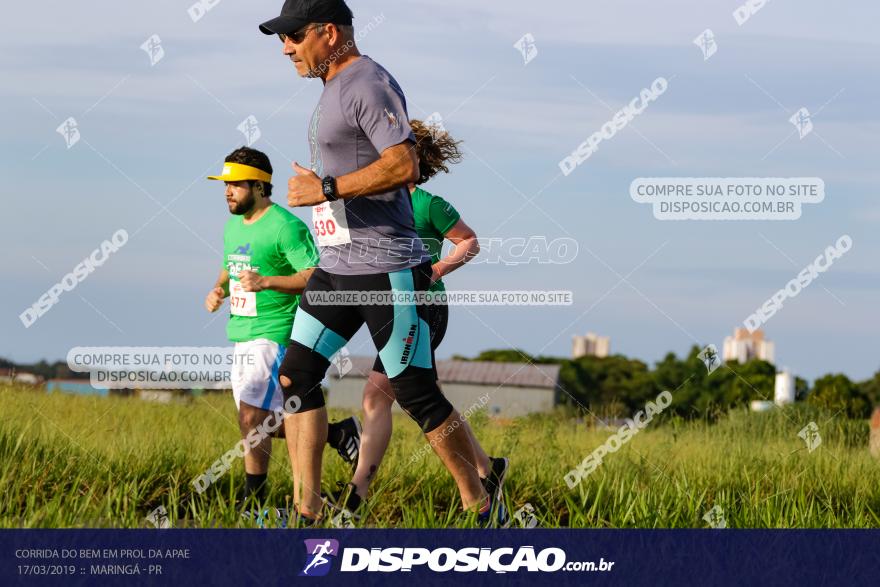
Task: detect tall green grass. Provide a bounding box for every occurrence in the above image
[1,384,877,528]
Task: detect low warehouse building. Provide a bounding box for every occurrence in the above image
[325,356,561,418]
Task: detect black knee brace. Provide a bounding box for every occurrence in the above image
[390,366,453,433]
[278,343,329,413]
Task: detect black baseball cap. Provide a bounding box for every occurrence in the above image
[259,0,353,35]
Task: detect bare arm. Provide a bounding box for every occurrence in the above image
[287,142,419,207]
[239,267,316,296]
[214,269,230,292]
[336,141,419,199]
[205,269,229,312]
[433,219,480,283]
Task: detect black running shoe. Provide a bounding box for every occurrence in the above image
[328,417,361,466]
[327,482,363,520]
[481,457,509,527]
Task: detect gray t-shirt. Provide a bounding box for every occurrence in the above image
[308,55,430,275]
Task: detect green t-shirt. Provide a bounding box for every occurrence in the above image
[410,187,461,293]
[223,204,319,345]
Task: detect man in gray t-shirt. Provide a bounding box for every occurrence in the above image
[307,55,430,274]
[259,0,494,526]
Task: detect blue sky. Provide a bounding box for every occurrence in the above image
[2,0,878,381]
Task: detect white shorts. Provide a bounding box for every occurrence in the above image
[231,339,286,412]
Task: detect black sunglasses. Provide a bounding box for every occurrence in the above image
[278,24,323,44]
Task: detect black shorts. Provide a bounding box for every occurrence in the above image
[290,263,435,379]
[281,261,454,431]
[372,302,448,378]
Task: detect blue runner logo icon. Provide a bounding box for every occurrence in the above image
[300,539,340,577]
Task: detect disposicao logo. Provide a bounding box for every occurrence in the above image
[300,539,339,577]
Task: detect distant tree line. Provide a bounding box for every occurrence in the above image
[0,358,86,381]
[6,351,878,420]
[454,347,878,420]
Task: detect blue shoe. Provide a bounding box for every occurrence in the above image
[241,507,289,529]
[480,457,509,527]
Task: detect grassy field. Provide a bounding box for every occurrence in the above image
[1,383,878,528]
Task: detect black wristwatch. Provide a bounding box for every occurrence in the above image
[321,175,339,202]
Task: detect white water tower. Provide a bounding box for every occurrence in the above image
[774,369,795,406]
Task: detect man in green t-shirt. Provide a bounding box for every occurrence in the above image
[204,147,359,514]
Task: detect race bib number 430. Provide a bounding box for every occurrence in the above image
[229,280,257,317]
[312,201,352,247]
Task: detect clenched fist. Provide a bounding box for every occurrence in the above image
[287,162,326,207]
[238,270,267,292]
[205,287,225,312]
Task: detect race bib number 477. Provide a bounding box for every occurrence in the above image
[312,201,352,247]
[229,280,257,317]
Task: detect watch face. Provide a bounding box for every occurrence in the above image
[322,177,336,200]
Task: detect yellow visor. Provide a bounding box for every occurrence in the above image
[207,162,272,183]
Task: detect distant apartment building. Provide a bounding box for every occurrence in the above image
[722,328,775,364]
[572,332,611,359]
